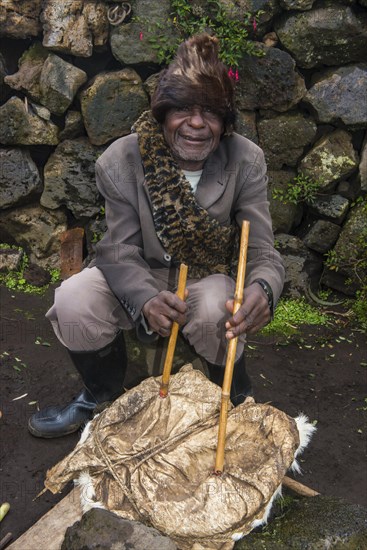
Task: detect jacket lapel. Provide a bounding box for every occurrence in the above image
[195,140,232,210]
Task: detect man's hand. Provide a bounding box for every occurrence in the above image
[225,282,271,339]
[142,290,188,337]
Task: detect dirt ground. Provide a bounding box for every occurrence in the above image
[0,283,366,546]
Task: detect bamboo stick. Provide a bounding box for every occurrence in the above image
[214,221,250,474]
[159,263,188,398]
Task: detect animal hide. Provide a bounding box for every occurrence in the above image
[45,365,315,550]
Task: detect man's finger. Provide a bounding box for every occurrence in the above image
[225,307,250,329]
[164,292,187,313]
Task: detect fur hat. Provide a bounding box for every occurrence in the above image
[151,34,236,134]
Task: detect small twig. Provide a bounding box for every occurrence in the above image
[0,533,13,550]
[247,339,279,346]
[321,310,352,318]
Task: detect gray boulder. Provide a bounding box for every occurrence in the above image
[359,135,367,192]
[110,0,177,65]
[0,248,23,273]
[303,220,341,254]
[235,111,258,144]
[0,204,67,268]
[221,1,281,27]
[0,96,59,146]
[279,0,316,9]
[236,495,367,549]
[41,0,109,57]
[0,0,42,39]
[267,170,300,233]
[336,178,361,202]
[4,43,49,103]
[80,69,149,146]
[275,4,367,68]
[275,234,322,297]
[258,112,317,169]
[29,102,51,121]
[39,54,87,115]
[62,508,177,550]
[59,111,85,141]
[304,64,367,130]
[23,263,51,287]
[321,203,367,294]
[236,45,306,112]
[41,138,105,219]
[0,148,42,210]
[308,194,350,225]
[299,130,358,192]
[5,45,88,115]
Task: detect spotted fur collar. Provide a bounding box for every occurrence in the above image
[134,111,238,278]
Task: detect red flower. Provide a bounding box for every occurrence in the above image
[139,31,143,41]
[252,18,257,32]
[228,67,239,81]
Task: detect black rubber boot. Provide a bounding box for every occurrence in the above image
[206,353,253,406]
[28,332,127,438]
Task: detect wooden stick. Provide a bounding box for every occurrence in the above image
[214,221,250,474]
[159,263,188,398]
[0,533,13,550]
[282,475,320,497]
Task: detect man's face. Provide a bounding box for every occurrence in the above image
[162,106,224,170]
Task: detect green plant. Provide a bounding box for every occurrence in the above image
[0,244,60,294]
[324,249,339,272]
[49,268,61,283]
[261,298,330,336]
[137,0,263,68]
[272,173,322,205]
[352,287,367,332]
[316,289,331,301]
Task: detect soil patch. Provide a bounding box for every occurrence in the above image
[0,284,366,545]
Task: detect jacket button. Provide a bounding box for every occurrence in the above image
[164,253,171,262]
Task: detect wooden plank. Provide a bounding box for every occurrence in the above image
[7,488,82,550]
[60,228,84,280]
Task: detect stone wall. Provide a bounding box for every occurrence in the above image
[0,0,366,296]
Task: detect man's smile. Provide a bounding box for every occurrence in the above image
[180,134,209,142]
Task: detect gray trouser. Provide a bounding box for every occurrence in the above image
[46,266,244,366]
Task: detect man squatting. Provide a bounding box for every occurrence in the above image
[29,34,285,438]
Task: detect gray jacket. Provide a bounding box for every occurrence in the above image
[94,132,285,322]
